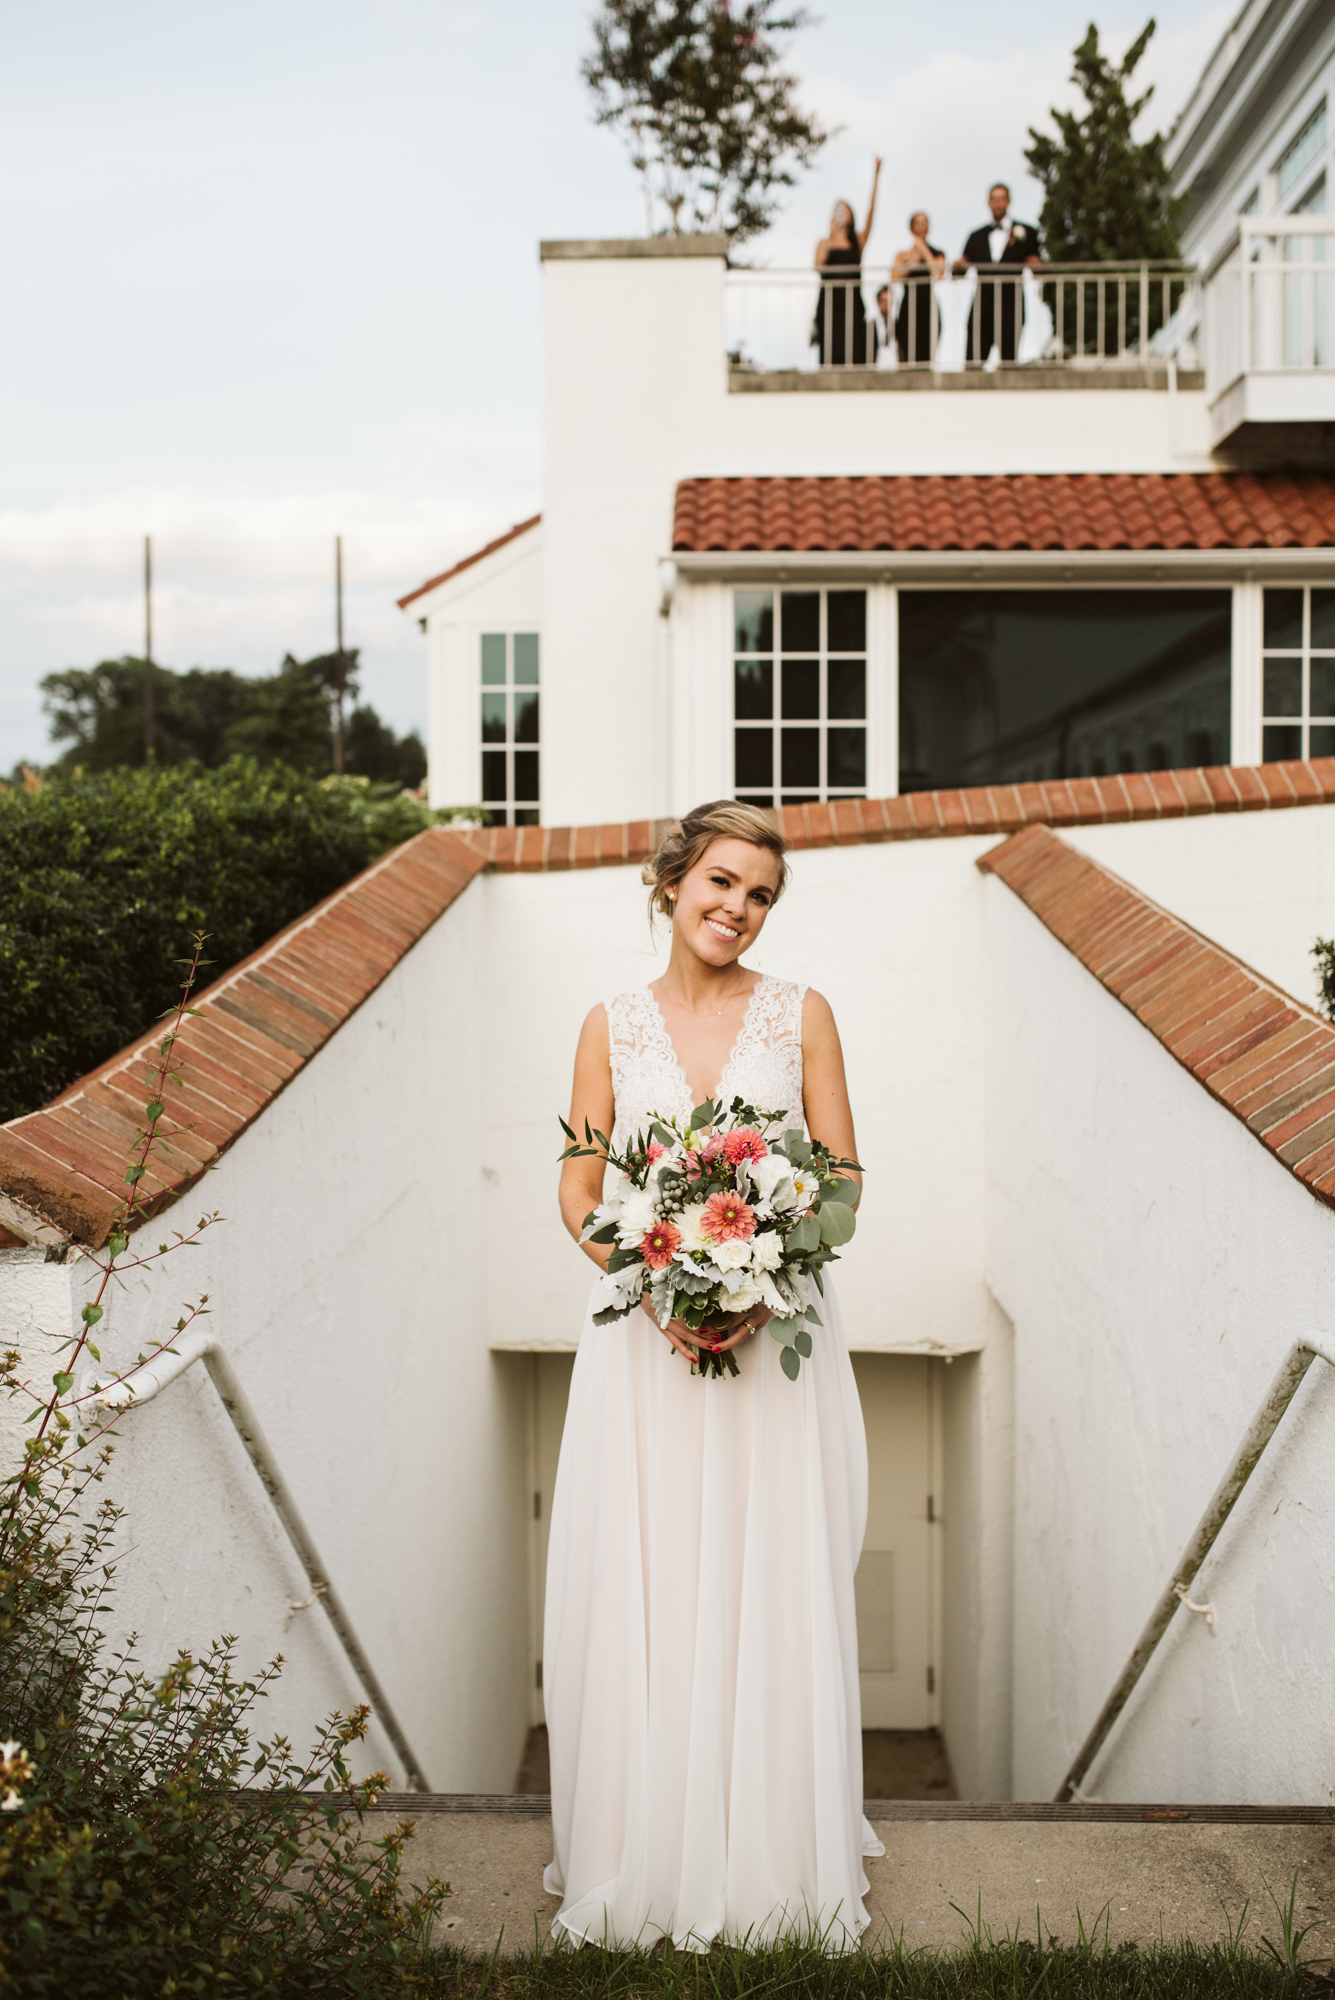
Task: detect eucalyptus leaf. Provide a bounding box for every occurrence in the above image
[794,1330,812,1358]
[783,1131,813,1167]
[779,1346,801,1382]
[804,1304,823,1326]
[786,1214,819,1255]
[817,1201,856,1247]
[827,1177,860,1207]
[769,1318,797,1347]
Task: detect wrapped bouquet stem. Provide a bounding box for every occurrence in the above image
[559,1094,860,1381]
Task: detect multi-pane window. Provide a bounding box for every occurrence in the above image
[480,632,540,826]
[733,589,867,808]
[1261,588,1335,761]
[1277,101,1327,202]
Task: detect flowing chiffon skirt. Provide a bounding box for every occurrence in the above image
[542,1274,882,1950]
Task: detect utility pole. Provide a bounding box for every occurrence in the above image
[143,535,155,764]
[333,534,346,775]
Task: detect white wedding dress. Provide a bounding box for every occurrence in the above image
[542,974,882,1950]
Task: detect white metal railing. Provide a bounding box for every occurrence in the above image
[1204,214,1334,395]
[1055,1334,1335,1803]
[78,1327,431,1791]
[725,262,1197,376]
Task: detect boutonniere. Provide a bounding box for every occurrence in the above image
[1011,225,1027,241]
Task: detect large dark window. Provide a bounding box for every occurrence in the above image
[898,590,1232,794]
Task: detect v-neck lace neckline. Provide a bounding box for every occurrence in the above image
[646,975,770,1116]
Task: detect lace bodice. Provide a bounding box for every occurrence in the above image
[606,975,807,1151]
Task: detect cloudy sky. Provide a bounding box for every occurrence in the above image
[0,0,1232,772]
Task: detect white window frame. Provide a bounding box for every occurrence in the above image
[478,628,542,827]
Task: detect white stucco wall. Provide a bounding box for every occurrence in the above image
[0,886,532,1796]
[985,877,1335,1804]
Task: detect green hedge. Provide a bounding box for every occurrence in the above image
[0,761,372,1125]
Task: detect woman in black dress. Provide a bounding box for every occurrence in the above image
[812,160,881,366]
[892,211,947,365]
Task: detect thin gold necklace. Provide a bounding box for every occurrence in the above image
[659,979,751,1018]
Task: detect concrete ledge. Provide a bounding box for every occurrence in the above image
[377,1802,1335,1957]
[729,366,1206,394]
[540,237,729,261]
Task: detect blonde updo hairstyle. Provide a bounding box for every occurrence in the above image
[644,800,790,924]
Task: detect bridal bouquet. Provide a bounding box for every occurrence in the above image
[559,1096,860,1380]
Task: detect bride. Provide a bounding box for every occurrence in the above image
[544,799,881,1950]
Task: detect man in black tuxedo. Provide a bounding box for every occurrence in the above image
[955,182,1042,362]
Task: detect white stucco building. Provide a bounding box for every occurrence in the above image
[3,4,1335,1814]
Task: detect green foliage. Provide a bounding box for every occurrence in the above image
[1024,21,1185,261]
[424,1926,1307,1997]
[0,959,445,1994]
[582,1,831,245]
[0,761,370,1122]
[41,650,425,785]
[1312,937,1335,1023]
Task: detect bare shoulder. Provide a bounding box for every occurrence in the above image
[800,987,840,1041]
[578,1001,610,1052]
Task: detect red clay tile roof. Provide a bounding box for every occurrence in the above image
[0,828,485,1248]
[671,473,1335,553]
[979,825,1335,1211]
[397,514,541,609]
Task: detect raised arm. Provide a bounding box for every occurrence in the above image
[800,989,862,1203]
[857,157,882,251]
[559,1004,616,1271]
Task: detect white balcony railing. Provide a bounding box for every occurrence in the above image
[1205,213,1334,389]
[724,262,1197,377]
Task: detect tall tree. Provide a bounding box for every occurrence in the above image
[583,0,830,245]
[1024,20,1185,261]
[40,650,423,783]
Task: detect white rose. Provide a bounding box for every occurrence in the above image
[675,1202,711,1254]
[751,1229,784,1272]
[616,1187,659,1242]
[724,1274,764,1311]
[748,1152,793,1201]
[712,1236,753,1272]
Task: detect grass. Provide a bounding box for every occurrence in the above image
[418,1924,1321,1999]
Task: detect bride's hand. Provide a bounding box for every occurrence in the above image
[709,1304,773,1353]
[638,1292,711,1362]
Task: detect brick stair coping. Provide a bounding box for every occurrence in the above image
[980,823,1335,1212]
[352,1793,1331,1823]
[456,758,1335,873]
[6,758,1335,1249]
[0,827,485,1250]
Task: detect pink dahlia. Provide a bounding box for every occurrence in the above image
[640,1219,681,1270]
[722,1127,768,1166]
[700,1189,756,1243]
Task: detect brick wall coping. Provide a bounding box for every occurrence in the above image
[455,758,1335,874]
[980,824,1335,1212]
[7,757,1335,1247]
[0,827,485,1250]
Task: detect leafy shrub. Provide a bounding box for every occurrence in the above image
[1313,937,1335,1023]
[0,760,371,1123]
[0,963,444,1994]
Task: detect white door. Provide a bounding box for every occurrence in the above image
[851,1354,941,1729]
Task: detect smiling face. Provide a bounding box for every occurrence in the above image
[670,837,782,968]
[988,184,1010,222]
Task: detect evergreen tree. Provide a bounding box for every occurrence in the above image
[1025,20,1185,261]
[583,0,830,245]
